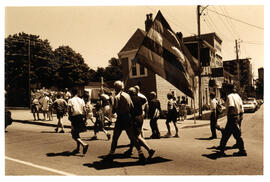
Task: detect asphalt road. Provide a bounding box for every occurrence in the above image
[5,105,264,175]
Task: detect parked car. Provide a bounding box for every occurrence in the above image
[243,100,256,113]
[257,99,264,106]
[5,108,13,131]
[245,97,259,110]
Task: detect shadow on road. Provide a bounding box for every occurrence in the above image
[83,155,172,170]
[203,145,246,160]
[195,137,220,140]
[46,151,84,157]
[202,152,233,160]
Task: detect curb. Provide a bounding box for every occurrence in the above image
[12,119,114,131]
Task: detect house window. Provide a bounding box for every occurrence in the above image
[128,58,148,78]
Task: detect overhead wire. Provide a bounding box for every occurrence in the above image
[207,8,264,30]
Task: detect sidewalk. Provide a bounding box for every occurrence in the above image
[9,109,226,132]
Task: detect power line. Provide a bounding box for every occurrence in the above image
[207,8,264,30]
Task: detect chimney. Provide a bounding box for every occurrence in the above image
[145,13,153,32]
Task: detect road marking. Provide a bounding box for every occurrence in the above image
[5,156,76,176]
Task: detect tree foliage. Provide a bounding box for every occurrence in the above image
[5,32,55,89]
[53,46,91,88]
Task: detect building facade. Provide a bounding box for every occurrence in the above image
[223,58,253,98]
[183,32,223,105]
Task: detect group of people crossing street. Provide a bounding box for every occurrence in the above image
[28,80,247,162]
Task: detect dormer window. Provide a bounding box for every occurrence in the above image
[129,58,147,78]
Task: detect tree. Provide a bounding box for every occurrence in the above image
[53,46,91,88]
[104,57,123,81]
[5,32,55,106]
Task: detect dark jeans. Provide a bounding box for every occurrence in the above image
[150,117,160,137]
[210,112,217,138]
[110,114,141,153]
[219,115,245,152]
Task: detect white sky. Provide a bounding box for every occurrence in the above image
[3,1,264,78]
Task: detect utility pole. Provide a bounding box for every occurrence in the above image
[197,5,202,118]
[28,38,31,108]
[235,39,240,90]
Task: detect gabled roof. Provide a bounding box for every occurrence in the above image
[119,28,146,53]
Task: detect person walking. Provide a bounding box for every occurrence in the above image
[52,93,67,133]
[39,93,50,120]
[209,92,218,139]
[91,101,111,140]
[148,91,161,139]
[124,87,155,159]
[105,81,146,162]
[68,89,89,155]
[134,85,148,137]
[216,84,247,156]
[164,93,179,138]
[31,95,41,121]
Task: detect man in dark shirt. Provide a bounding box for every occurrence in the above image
[105,81,146,162]
[124,87,155,159]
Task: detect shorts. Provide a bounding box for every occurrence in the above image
[57,111,65,119]
[167,111,177,123]
[31,104,39,113]
[69,115,87,139]
[133,115,144,136]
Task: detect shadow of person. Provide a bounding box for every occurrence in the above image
[207,145,237,150]
[202,151,232,160]
[195,137,220,140]
[83,156,172,170]
[46,150,84,157]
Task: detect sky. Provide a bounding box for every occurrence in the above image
[3,1,264,78]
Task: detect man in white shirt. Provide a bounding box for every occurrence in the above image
[68,89,89,155]
[217,84,247,156]
[209,92,218,139]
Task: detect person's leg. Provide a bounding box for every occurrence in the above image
[231,122,246,155]
[125,127,145,161]
[218,120,233,153]
[173,120,179,137]
[210,113,217,138]
[150,118,155,137]
[109,123,122,154]
[165,117,172,136]
[154,118,160,138]
[59,117,65,132]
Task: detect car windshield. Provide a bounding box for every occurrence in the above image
[243,101,253,104]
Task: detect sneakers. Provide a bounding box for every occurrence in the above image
[71,149,80,154]
[59,130,65,133]
[83,144,89,155]
[148,149,155,159]
[208,136,217,140]
[164,133,172,138]
[54,128,58,133]
[233,150,247,156]
[138,153,146,164]
[174,134,179,138]
[123,149,133,157]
